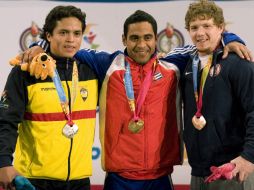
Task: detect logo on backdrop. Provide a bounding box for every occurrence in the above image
[157,22,184,53]
[83,23,100,50]
[19,21,42,51]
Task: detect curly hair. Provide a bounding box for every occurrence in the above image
[40,5,86,41]
[185,0,225,30]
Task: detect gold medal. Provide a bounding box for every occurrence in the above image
[192,115,206,130]
[128,119,144,133]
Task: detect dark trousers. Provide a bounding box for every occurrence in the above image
[103,172,173,190]
[28,178,90,190]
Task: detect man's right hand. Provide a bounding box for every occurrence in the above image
[10,47,56,80]
[21,46,45,64]
[0,166,19,190]
[231,156,254,182]
[222,42,253,61]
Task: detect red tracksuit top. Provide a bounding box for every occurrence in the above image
[99,53,183,180]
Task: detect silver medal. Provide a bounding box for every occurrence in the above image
[62,124,79,138]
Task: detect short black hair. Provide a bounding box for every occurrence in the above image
[123,10,157,37]
[40,5,86,41]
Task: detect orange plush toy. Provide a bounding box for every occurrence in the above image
[9,54,29,71]
[9,53,56,80]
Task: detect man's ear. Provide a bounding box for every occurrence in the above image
[219,23,225,32]
[122,34,127,46]
[46,32,51,42]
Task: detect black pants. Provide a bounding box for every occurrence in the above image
[28,178,90,190]
[104,173,173,190]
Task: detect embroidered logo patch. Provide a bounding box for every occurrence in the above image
[209,64,221,77]
[0,91,9,109]
[153,72,163,81]
[41,87,56,91]
[80,87,88,101]
[185,71,193,76]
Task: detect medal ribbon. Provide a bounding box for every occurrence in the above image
[192,54,212,117]
[124,57,157,122]
[52,61,79,126]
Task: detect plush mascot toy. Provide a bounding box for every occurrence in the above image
[9,53,56,80]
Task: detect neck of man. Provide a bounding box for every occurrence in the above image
[199,54,212,70]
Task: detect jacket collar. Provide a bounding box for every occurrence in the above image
[49,52,77,70]
[123,49,157,72]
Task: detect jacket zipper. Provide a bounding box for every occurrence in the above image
[140,65,148,169]
[65,58,73,181]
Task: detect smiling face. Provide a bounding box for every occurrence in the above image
[189,17,224,56]
[46,17,83,58]
[122,21,157,65]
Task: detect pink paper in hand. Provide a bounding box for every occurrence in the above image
[205,163,235,183]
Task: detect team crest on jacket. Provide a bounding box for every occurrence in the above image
[209,64,221,77]
[80,87,88,101]
[0,91,9,109]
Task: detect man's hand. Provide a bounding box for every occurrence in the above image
[10,52,56,80]
[231,156,254,182]
[223,42,253,61]
[9,46,45,72]
[20,46,45,64]
[157,52,166,59]
[0,166,19,190]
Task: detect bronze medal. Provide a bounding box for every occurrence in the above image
[128,119,144,133]
[192,115,206,130]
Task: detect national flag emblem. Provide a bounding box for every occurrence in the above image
[153,72,163,81]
